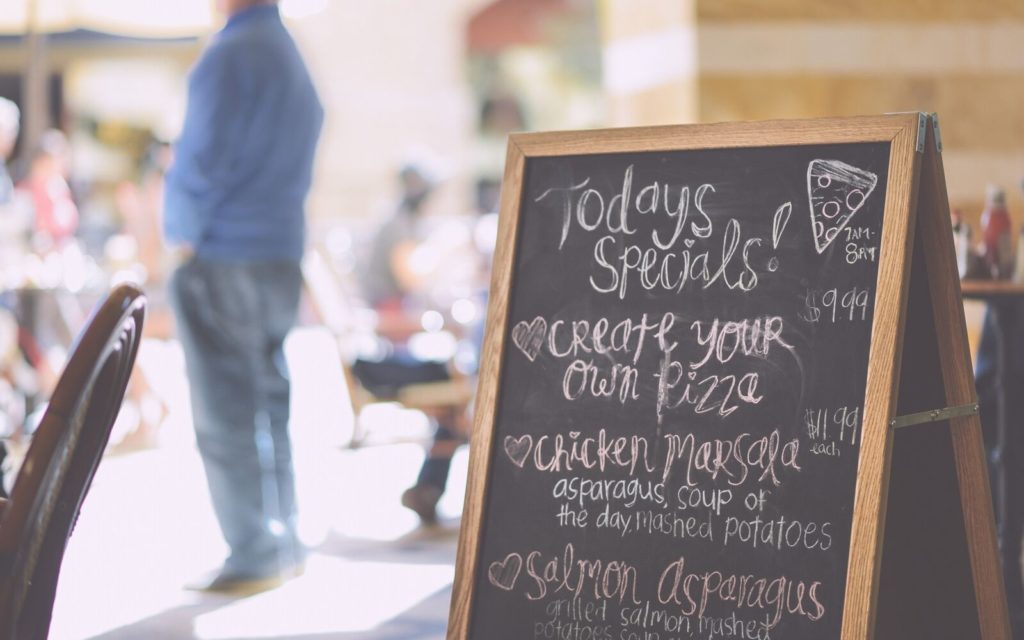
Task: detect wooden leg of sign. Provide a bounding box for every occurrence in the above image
[874,220,982,638]
[873,128,1010,639]
[917,125,1010,638]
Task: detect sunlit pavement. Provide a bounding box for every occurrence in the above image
[46,329,469,639]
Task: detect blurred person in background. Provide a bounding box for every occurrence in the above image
[115,141,173,294]
[975,293,1024,631]
[0,97,18,206]
[0,97,30,261]
[107,141,175,449]
[18,129,79,253]
[0,97,22,496]
[355,161,468,525]
[163,0,323,594]
[363,161,439,313]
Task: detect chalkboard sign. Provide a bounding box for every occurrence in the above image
[450,115,1009,640]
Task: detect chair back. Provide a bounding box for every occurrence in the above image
[0,284,145,639]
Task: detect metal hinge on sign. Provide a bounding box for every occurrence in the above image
[890,402,978,429]
[884,111,929,153]
[915,112,928,153]
[929,112,943,153]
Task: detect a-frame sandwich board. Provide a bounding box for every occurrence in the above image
[850,115,1010,639]
[449,113,1010,640]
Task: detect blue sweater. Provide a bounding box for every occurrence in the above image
[164,5,323,262]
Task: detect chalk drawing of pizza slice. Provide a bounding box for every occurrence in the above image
[807,159,878,254]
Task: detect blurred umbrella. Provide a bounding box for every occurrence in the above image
[468,0,572,53]
[0,0,212,166]
[0,0,325,158]
[0,0,213,38]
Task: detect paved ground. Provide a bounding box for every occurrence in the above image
[46,331,468,640]
[50,439,467,640]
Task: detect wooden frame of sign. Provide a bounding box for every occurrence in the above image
[449,113,1009,639]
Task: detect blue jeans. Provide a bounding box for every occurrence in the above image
[170,258,304,576]
[976,301,1024,629]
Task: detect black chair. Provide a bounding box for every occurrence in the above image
[0,284,145,639]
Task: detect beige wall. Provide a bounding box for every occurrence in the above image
[697,1,1024,228]
[599,1,1024,229]
[598,1,1021,352]
[599,0,698,126]
[289,1,478,231]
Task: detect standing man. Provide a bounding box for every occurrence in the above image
[164,0,323,594]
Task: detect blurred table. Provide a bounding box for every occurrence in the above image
[962,279,1024,624]
[961,280,1024,299]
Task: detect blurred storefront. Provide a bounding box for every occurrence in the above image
[1,0,1019,242]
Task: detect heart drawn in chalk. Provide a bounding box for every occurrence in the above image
[488,553,523,591]
[503,435,533,468]
[511,316,547,362]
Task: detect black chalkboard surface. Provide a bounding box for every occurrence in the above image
[449,115,1009,640]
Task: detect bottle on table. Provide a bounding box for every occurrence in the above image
[952,208,973,279]
[981,184,1013,279]
[1018,179,1024,282]
[1015,227,1024,283]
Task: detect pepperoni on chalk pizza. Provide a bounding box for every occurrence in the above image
[807,159,878,254]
